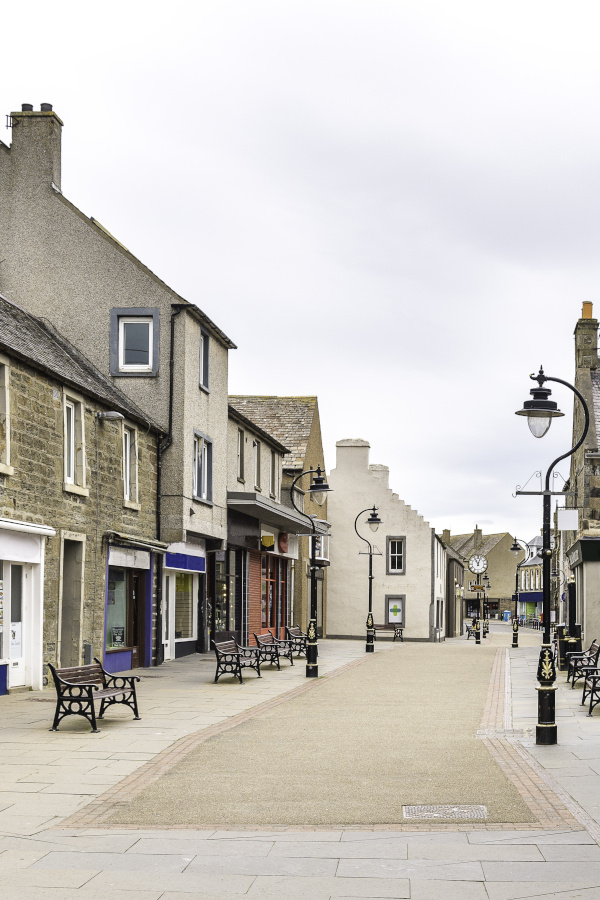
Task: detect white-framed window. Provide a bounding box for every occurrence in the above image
[254,440,261,490]
[535,568,540,590]
[237,428,244,481]
[270,448,278,498]
[63,391,87,494]
[199,329,209,390]
[122,424,139,504]
[118,316,153,372]
[0,358,13,475]
[193,432,213,502]
[387,536,405,575]
[521,570,525,590]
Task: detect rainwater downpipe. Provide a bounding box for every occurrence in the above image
[154,305,183,665]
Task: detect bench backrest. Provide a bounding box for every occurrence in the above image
[48,662,105,688]
[213,640,238,654]
[254,632,275,646]
[287,626,304,637]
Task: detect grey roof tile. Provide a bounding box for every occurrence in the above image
[0,293,162,430]
[228,396,317,470]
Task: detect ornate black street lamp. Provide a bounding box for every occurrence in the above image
[354,505,382,653]
[290,465,332,678]
[515,366,590,744]
[510,536,530,648]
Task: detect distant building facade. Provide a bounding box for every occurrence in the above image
[327,439,444,642]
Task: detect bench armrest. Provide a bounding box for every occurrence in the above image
[104,674,140,689]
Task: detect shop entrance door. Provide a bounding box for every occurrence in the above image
[0,561,27,688]
[129,572,145,669]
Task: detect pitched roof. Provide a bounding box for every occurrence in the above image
[227,405,290,454]
[447,532,510,559]
[0,294,162,430]
[228,396,317,471]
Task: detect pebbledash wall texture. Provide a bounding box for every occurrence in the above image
[0,343,160,674]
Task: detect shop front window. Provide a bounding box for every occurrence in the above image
[175,573,194,639]
[261,556,288,630]
[214,558,228,633]
[106,568,128,649]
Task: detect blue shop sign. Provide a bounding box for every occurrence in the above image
[165,553,206,573]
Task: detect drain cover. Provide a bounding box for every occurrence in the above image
[403,805,488,820]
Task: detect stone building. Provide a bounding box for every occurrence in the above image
[327,439,444,641]
[444,527,525,621]
[0,295,163,690]
[225,404,318,645]
[0,103,237,661]
[558,302,600,639]
[227,397,329,635]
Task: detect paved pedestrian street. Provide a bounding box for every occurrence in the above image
[3,626,600,898]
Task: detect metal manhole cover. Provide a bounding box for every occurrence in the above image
[403,805,488,820]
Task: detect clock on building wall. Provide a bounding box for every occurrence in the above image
[468,554,488,575]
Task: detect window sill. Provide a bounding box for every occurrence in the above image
[387,571,406,576]
[237,477,245,485]
[254,486,261,492]
[199,383,210,394]
[192,497,214,508]
[63,483,90,498]
[106,646,132,653]
[123,500,141,511]
[113,370,157,378]
[0,463,14,476]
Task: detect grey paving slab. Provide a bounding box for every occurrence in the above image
[406,843,544,861]
[337,858,484,880]
[467,829,595,844]
[87,870,256,894]
[245,875,410,898]
[485,883,600,900]
[0,867,99,888]
[341,831,468,843]
[186,853,338,876]
[209,829,343,841]
[0,833,140,853]
[409,880,489,899]
[482,861,600,881]
[269,838,408,858]
[32,850,194,873]
[540,843,600,860]
[128,837,274,856]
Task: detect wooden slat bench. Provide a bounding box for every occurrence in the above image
[372,624,404,642]
[285,625,308,657]
[567,639,599,688]
[212,639,261,684]
[47,659,140,733]
[254,632,294,668]
[582,667,600,716]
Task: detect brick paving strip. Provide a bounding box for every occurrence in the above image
[57,644,596,834]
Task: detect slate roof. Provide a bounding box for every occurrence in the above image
[0,294,162,430]
[591,370,600,441]
[447,532,510,560]
[228,396,317,471]
[227,404,290,455]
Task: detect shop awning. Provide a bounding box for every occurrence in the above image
[227,492,329,535]
[104,531,169,553]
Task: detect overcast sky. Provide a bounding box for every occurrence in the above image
[4,0,599,540]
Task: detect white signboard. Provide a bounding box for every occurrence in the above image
[557,509,579,531]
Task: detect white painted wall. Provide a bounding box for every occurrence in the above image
[327,439,435,641]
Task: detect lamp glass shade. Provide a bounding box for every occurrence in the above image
[311,490,326,507]
[367,508,381,532]
[527,414,551,439]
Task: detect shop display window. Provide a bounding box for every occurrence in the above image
[175,573,194,639]
[106,568,128,649]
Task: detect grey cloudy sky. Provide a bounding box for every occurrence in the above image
[4,0,600,540]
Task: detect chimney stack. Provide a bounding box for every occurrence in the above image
[575,302,598,370]
[10,102,63,192]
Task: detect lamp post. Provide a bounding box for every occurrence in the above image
[510,537,530,648]
[289,465,332,678]
[515,366,590,744]
[354,506,382,653]
[482,574,491,637]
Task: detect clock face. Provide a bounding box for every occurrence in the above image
[469,554,488,574]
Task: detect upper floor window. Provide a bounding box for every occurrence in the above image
[387,537,405,575]
[199,329,209,390]
[123,424,139,506]
[0,358,13,476]
[237,428,244,481]
[193,432,213,502]
[63,390,88,496]
[270,448,278,498]
[254,440,261,490]
[110,308,160,377]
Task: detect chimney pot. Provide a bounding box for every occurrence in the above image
[583,301,593,320]
[40,103,53,112]
[21,104,33,112]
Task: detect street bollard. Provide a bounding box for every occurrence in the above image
[512,616,519,648]
[475,618,481,645]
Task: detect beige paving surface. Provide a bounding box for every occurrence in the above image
[104,639,534,826]
[2,625,600,898]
